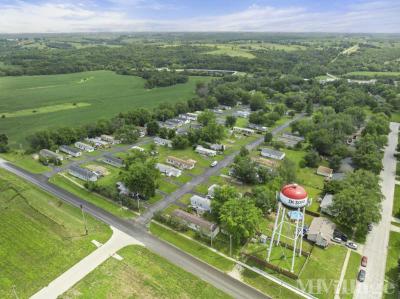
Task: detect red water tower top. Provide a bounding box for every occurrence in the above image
[281,184,308,200]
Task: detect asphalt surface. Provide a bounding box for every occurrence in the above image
[353,122,399,299]
[136,113,304,224]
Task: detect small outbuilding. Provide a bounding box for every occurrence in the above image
[316,166,333,178]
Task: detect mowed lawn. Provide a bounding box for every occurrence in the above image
[393,185,400,218]
[0,70,210,147]
[383,231,400,299]
[0,168,111,298]
[59,245,231,299]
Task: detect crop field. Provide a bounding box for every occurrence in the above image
[0,168,111,298]
[0,70,210,147]
[60,245,230,299]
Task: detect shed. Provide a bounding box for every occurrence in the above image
[316,166,333,178]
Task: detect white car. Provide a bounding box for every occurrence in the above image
[346,241,358,250]
[210,161,218,167]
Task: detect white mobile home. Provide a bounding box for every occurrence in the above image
[233,127,255,135]
[166,156,196,170]
[260,148,285,160]
[155,163,182,177]
[75,142,94,152]
[172,209,219,238]
[39,149,63,161]
[102,155,125,168]
[59,145,82,157]
[154,137,172,148]
[68,165,97,182]
[195,145,217,157]
[190,195,211,213]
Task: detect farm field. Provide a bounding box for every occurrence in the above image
[0,168,112,299]
[0,70,210,147]
[59,245,230,299]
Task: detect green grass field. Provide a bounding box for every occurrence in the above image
[393,185,400,218]
[49,174,135,219]
[0,70,210,147]
[340,250,362,299]
[150,222,235,272]
[383,232,400,298]
[0,151,50,173]
[0,168,111,298]
[60,245,230,299]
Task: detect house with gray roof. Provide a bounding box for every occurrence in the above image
[39,149,63,161]
[172,209,219,238]
[155,163,182,177]
[190,195,212,213]
[68,165,97,182]
[154,137,172,147]
[260,148,285,160]
[320,194,337,216]
[59,145,82,157]
[102,155,125,168]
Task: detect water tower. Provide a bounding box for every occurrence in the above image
[267,183,308,273]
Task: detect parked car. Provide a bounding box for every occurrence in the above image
[334,229,348,242]
[361,256,368,267]
[332,237,342,243]
[346,241,358,250]
[210,161,218,167]
[367,223,373,232]
[358,269,366,282]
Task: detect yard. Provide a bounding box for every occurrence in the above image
[393,185,400,218]
[383,231,400,299]
[150,222,235,272]
[59,245,230,299]
[49,174,136,219]
[0,168,111,298]
[0,151,50,173]
[340,250,362,299]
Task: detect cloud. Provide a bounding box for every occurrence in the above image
[0,0,399,33]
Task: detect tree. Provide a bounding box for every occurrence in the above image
[273,104,287,116]
[199,122,225,143]
[264,132,273,143]
[225,115,237,128]
[219,197,262,244]
[232,156,259,184]
[331,170,382,240]
[197,110,216,126]
[122,160,159,200]
[172,135,189,149]
[211,185,240,217]
[329,155,342,171]
[146,121,159,136]
[114,125,139,143]
[250,92,265,111]
[277,158,297,184]
[302,150,321,168]
[252,186,277,214]
[0,134,9,153]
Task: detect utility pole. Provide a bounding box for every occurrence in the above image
[80,204,88,235]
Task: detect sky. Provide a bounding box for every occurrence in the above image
[0,0,399,33]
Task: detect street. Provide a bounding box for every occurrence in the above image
[353,122,399,299]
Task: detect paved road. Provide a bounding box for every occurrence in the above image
[31,227,143,299]
[0,159,268,299]
[136,114,304,224]
[353,122,399,299]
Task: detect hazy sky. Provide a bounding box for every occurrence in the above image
[0,0,399,33]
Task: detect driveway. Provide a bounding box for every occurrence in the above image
[353,122,399,299]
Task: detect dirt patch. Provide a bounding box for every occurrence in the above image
[86,165,110,176]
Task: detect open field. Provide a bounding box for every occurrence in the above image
[0,70,210,147]
[383,231,400,298]
[392,113,400,123]
[0,102,91,118]
[60,245,230,299]
[0,168,111,298]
